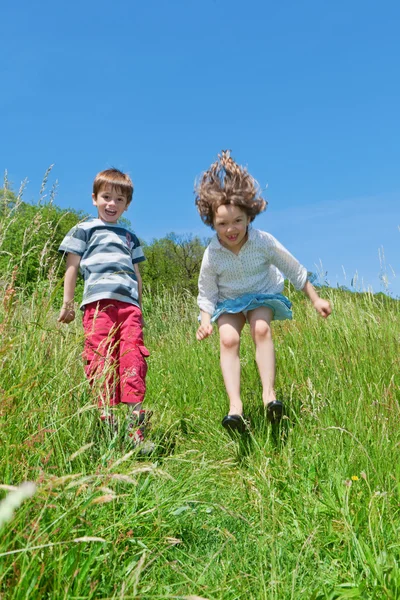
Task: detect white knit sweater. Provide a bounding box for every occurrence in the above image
[197,228,308,314]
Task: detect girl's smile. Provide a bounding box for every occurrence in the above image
[213,204,250,254]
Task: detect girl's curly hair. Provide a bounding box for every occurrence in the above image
[194,150,267,227]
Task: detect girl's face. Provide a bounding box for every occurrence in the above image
[213,204,250,253]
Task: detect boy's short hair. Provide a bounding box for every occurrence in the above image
[93,168,134,204]
[195,150,267,227]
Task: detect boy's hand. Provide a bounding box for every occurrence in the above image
[58,307,76,324]
[196,323,213,341]
[313,298,332,318]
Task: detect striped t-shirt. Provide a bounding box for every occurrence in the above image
[59,218,145,309]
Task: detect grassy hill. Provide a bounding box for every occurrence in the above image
[0,273,399,599]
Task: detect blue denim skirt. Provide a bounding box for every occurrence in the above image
[211,293,292,323]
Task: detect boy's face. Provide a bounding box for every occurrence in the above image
[213,204,250,253]
[92,184,128,223]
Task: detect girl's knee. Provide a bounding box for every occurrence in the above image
[220,331,240,351]
[250,319,272,342]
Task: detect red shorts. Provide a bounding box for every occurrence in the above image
[82,299,149,408]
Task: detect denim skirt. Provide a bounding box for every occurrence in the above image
[211,292,292,323]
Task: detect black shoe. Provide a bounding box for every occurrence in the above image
[266,401,285,424]
[222,414,248,433]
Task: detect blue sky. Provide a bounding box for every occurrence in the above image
[1,0,399,296]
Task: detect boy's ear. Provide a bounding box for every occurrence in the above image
[92,193,97,206]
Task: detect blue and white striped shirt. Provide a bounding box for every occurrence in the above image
[59,218,145,309]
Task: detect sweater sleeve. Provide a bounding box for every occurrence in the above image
[197,248,219,315]
[265,233,308,290]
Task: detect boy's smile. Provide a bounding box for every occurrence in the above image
[92,185,128,223]
[214,204,250,254]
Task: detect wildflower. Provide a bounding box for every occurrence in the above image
[73,536,106,543]
[351,475,359,481]
[165,537,182,546]
[90,494,116,504]
[0,482,36,528]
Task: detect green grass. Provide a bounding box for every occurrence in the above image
[0,280,399,599]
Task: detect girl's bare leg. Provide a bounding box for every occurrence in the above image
[217,312,246,415]
[247,307,276,406]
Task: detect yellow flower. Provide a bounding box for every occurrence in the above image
[351,475,359,481]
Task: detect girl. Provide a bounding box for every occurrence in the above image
[195,151,331,432]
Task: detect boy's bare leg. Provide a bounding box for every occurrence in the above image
[247,307,277,406]
[217,313,246,415]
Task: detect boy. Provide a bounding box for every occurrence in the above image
[58,168,151,445]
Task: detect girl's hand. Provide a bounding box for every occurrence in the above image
[313,298,332,318]
[58,307,76,324]
[196,323,213,341]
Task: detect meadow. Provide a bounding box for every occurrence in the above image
[0,196,399,598]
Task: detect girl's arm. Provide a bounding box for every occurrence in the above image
[58,253,81,323]
[266,233,308,291]
[266,233,331,318]
[196,250,218,341]
[302,280,332,318]
[196,310,213,341]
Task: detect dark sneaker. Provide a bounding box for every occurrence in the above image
[126,410,154,453]
[266,401,285,424]
[221,414,249,434]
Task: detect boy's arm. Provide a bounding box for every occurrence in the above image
[302,280,332,318]
[58,253,81,323]
[133,263,146,327]
[133,263,142,308]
